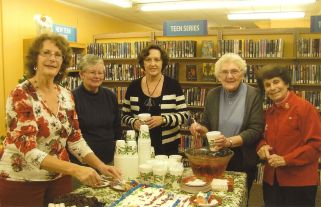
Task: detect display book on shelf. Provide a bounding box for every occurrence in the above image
[23,38,86,90]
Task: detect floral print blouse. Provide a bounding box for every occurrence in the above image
[0,80,92,181]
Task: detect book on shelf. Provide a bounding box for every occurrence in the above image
[186,64,197,81]
[164,63,179,80]
[201,63,216,81]
[201,40,214,58]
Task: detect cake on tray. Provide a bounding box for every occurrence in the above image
[110,184,191,207]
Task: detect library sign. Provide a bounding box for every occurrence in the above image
[310,16,321,33]
[52,24,77,42]
[163,20,208,36]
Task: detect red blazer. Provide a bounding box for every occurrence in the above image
[257,91,321,186]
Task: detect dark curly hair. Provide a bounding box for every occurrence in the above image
[138,44,169,71]
[25,33,72,83]
[256,64,291,92]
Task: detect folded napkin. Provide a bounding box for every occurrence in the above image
[211,178,233,192]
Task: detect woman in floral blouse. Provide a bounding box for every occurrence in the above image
[0,33,121,207]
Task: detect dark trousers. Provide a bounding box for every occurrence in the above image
[263,181,317,207]
[0,175,72,207]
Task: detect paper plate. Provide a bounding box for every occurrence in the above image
[182,176,208,187]
[189,194,222,207]
[93,180,110,188]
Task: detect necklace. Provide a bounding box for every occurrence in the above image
[33,80,59,104]
[144,75,162,108]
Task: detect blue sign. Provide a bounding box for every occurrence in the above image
[163,20,208,36]
[310,16,321,33]
[52,24,77,42]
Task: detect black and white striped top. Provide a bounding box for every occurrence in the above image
[122,76,190,150]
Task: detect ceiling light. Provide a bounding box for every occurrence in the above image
[101,0,132,8]
[139,0,316,11]
[228,12,305,20]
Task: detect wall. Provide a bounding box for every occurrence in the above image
[0,0,153,134]
[255,19,310,29]
[0,0,5,135]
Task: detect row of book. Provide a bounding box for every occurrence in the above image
[68,53,83,70]
[262,90,321,110]
[183,87,207,107]
[289,64,321,84]
[87,41,150,59]
[155,40,197,58]
[178,135,203,152]
[184,63,321,84]
[163,63,179,80]
[62,74,321,110]
[109,87,127,104]
[217,39,284,58]
[104,64,143,81]
[297,38,321,58]
[62,76,81,90]
[86,37,321,60]
[104,63,179,81]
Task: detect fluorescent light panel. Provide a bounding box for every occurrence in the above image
[228,12,305,20]
[101,0,132,8]
[140,0,316,11]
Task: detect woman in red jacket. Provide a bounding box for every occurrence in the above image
[256,65,321,207]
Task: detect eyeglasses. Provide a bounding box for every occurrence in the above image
[220,69,242,77]
[144,57,162,63]
[39,50,63,60]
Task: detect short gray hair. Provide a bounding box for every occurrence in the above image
[214,53,247,78]
[78,54,104,71]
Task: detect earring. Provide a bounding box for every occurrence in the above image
[33,67,37,71]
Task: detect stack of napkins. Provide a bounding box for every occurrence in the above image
[211,178,234,192]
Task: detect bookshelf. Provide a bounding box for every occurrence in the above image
[22,38,86,90]
[89,28,321,114]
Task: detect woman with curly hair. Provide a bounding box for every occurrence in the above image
[0,33,121,207]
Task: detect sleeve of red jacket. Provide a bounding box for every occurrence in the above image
[283,104,321,166]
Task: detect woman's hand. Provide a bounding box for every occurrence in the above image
[267,154,286,168]
[257,144,272,160]
[133,119,141,131]
[190,122,207,138]
[144,116,163,129]
[99,165,122,179]
[212,135,227,150]
[73,165,102,187]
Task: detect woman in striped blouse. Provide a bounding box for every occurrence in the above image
[122,44,190,155]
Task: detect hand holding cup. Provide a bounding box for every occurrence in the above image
[206,131,224,151]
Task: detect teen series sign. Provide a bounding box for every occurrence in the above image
[163,20,208,36]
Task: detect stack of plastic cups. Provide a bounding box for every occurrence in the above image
[138,125,151,165]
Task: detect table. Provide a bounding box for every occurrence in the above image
[73,171,247,207]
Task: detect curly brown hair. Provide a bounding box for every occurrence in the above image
[25,33,72,83]
[256,64,292,92]
[138,44,169,71]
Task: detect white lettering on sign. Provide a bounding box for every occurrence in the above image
[170,25,200,32]
[170,26,184,32]
[55,26,71,34]
[183,25,200,31]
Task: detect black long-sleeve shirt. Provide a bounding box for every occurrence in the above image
[71,84,121,164]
